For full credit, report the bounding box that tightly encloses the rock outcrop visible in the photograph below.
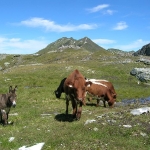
[130,68,150,82]
[133,43,150,56]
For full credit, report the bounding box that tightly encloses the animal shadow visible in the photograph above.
[55,113,75,122]
[86,103,97,107]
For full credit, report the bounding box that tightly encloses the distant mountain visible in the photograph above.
[133,43,150,56]
[37,37,105,54]
[108,48,134,55]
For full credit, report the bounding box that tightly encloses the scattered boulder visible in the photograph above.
[136,57,150,65]
[130,107,150,115]
[130,68,150,82]
[4,62,10,67]
[18,142,45,150]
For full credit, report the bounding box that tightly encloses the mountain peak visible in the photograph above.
[37,37,105,54]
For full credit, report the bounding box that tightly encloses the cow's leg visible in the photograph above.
[96,99,100,107]
[103,100,106,107]
[76,102,82,120]
[88,96,92,102]
[65,96,69,115]
[71,100,77,119]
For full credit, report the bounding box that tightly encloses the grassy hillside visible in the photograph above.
[0,49,150,150]
[37,37,105,54]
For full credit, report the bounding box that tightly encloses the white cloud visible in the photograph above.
[113,21,128,30]
[87,4,109,13]
[92,38,116,44]
[20,18,97,32]
[0,37,48,54]
[87,4,115,15]
[115,39,150,51]
[103,9,115,15]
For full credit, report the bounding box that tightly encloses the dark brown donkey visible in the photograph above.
[0,86,17,125]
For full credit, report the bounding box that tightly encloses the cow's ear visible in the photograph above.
[85,81,92,87]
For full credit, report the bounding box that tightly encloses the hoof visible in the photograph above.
[73,117,80,121]
[8,121,14,125]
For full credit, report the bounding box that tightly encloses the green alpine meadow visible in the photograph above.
[0,38,150,150]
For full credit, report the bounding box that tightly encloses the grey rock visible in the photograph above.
[133,43,150,56]
[130,68,150,82]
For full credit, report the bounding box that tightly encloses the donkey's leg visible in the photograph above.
[1,109,8,125]
[6,108,13,125]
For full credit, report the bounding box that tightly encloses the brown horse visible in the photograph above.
[0,86,17,125]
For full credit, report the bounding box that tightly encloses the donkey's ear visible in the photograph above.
[14,86,18,91]
[9,86,12,92]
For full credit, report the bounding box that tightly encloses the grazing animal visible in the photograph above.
[85,80,115,107]
[64,69,86,120]
[54,78,66,98]
[86,79,117,103]
[0,86,17,125]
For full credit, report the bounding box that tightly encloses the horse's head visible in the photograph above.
[8,86,17,108]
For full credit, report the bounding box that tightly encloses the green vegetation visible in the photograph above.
[0,49,150,150]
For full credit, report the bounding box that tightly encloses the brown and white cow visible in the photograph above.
[85,79,116,107]
[86,79,117,102]
[64,69,86,120]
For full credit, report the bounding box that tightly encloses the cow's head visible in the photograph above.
[54,90,61,98]
[8,86,17,107]
[68,78,86,104]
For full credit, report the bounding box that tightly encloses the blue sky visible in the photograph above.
[0,0,150,54]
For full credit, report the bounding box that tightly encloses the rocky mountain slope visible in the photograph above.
[133,43,150,56]
[37,37,105,54]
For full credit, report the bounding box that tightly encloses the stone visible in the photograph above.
[130,68,150,82]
